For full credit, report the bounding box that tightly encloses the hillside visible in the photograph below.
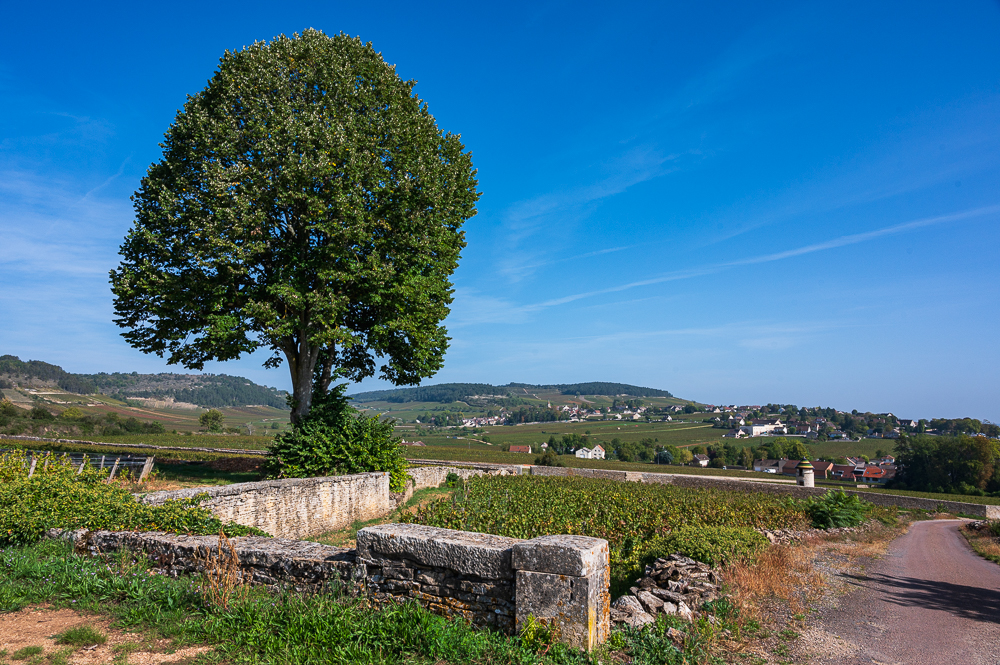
[348,381,674,404]
[0,355,288,409]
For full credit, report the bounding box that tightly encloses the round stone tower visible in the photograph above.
[796,459,815,488]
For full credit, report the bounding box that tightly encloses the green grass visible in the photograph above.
[0,539,736,664]
[55,626,107,646]
[805,438,895,460]
[153,460,262,486]
[9,647,43,661]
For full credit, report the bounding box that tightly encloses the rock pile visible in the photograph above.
[609,554,722,628]
[758,521,876,545]
[965,520,997,533]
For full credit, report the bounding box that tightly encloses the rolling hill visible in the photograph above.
[348,381,674,404]
[0,355,288,409]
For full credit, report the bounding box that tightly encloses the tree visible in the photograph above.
[784,439,811,461]
[110,30,479,426]
[199,409,225,432]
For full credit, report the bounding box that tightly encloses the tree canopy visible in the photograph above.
[110,30,479,424]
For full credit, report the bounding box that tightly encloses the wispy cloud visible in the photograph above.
[484,205,1000,317]
[723,205,1000,268]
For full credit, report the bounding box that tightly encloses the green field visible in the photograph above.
[353,389,692,424]
[405,418,726,448]
[804,437,897,460]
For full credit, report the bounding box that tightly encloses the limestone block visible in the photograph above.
[610,594,644,616]
[356,523,521,580]
[515,569,610,651]
[511,534,609,577]
[636,590,663,614]
[623,612,655,629]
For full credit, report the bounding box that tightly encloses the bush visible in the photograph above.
[265,387,408,492]
[802,490,869,529]
[0,399,21,417]
[640,525,769,566]
[29,406,54,421]
[533,450,564,467]
[0,451,266,544]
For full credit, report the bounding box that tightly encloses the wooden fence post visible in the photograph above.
[27,457,37,478]
[107,457,120,482]
[138,456,155,482]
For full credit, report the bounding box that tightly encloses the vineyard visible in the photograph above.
[401,475,811,592]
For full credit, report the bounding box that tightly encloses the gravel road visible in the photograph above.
[809,519,1000,665]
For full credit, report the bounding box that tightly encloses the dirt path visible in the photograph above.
[808,519,1000,665]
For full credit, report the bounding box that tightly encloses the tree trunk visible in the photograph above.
[285,332,321,426]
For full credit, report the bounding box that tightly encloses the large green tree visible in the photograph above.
[110,30,479,424]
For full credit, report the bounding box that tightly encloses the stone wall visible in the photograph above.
[357,523,520,633]
[139,465,518,539]
[139,472,393,539]
[61,523,611,651]
[67,529,361,589]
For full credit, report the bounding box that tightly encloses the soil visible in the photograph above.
[0,606,209,665]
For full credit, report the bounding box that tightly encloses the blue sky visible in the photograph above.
[2,1,999,420]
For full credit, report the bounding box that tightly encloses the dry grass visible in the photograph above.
[198,530,249,609]
[723,544,826,620]
[962,529,1000,565]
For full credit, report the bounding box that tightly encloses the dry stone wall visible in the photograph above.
[57,523,612,651]
[139,473,393,539]
[139,464,512,539]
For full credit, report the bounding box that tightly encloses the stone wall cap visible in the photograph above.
[138,471,390,504]
[512,534,609,576]
[356,523,522,580]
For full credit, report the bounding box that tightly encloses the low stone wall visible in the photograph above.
[68,529,361,589]
[139,465,519,539]
[62,523,611,651]
[139,473,393,539]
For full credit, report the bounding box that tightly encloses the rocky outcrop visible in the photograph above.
[610,554,721,626]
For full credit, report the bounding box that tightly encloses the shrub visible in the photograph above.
[0,451,266,544]
[265,388,408,492]
[59,407,85,420]
[0,399,22,417]
[533,450,564,467]
[640,525,769,566]
[802,490,869,529]
[29,406,54,421]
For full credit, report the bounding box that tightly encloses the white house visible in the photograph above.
[575,445,605,460]
[740,419,786,437]
[692,454,710,467]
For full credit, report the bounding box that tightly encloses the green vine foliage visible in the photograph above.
[801,490,872,529]
[640,525,770,566]
[0,451,266,545]
[265,386,409,492]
